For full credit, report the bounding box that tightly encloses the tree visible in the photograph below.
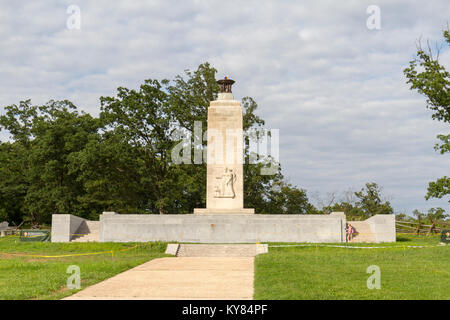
[404,28,450,203]
[321,182,393,220]
[395,213,407,221]
[354,182,393,218]
[68,131,147,216]
[0,63,317,222]
[426,176,450,201]
[97,63,317,215]
[426,207,447,235]
[250,176,316,214]
[323,201,364,220]
[96,63,258,214]
[0,142,29,224]
[0,100,100,224]
[99,79,177,215]
[412,209,425,234]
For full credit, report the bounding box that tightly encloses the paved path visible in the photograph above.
[64,257,254,300]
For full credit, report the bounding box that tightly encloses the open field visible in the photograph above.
[0,234,448,300]
[254,235,450,300]
[0,237,167,300]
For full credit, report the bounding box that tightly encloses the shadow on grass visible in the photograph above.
[396,236,412,242]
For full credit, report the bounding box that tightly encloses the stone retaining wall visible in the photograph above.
[99,212,347,243]
[51,212,396,243]
[51,214,87,242]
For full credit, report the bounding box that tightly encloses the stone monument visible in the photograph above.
[51,77,396,244]
[194,77,254,214]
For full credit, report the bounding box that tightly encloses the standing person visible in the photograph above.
[347,223,354,242]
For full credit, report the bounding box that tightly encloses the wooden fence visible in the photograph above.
[396,219,450,235]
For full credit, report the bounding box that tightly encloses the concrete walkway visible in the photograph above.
[64,257,254,300]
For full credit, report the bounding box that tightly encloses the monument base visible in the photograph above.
[97,213,347,243]
[193,208,255,215]
[51,212,396,244]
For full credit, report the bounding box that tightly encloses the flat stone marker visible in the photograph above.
[0,222,8,237]
[0,222,9,231]
[64,257,254,300]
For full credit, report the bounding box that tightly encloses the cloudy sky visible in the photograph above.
[0,0,449,214]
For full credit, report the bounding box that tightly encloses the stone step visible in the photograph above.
[176,244,267,257]
[71,234,99,242]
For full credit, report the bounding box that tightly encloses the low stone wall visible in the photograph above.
[51,214,86,242]
[51,212,395,243]
[366,214,396,243]
[99,212,347,243]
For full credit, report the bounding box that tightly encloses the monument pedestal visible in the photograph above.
[194,78,255,215]
[96,213,350,243]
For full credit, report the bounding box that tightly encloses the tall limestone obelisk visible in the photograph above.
[194,77,254,214]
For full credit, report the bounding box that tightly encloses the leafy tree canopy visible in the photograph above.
[404,28,450,203]
[322,182,393,220]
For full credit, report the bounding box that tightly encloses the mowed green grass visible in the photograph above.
[254,235,450,300]
[1,234,449,300]
[0,237,168,300]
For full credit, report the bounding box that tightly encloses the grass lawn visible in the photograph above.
[1,234,448,300]
[254,234,450,300]
[0,236,168,300]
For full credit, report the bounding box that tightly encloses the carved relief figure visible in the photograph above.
[214,167,237,198]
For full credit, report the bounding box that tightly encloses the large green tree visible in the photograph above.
[0,100,100,224]
[425,207,448,235]
[404,28,450,203]
[0,142,29,224]
[94,63,314,215]
[354,182,394,218]
[322,182,393,220]
[0,63,316,224]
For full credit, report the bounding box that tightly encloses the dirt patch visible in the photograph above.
[0,252,35,259]
[31,285,70,300]
[34,279,89,300]
[0,252,49,262]
[26,258,45,262]
[0,251,110,261]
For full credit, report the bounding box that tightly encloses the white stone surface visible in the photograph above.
[165,243,180,255]
[51,214,86,242]
[217,92,234,100]
[51,213,395,243]
[193,208,254,214]
[365,214,396,243]
[98,213,347,243]
[176,244,265,257]
[194,93,254,214]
